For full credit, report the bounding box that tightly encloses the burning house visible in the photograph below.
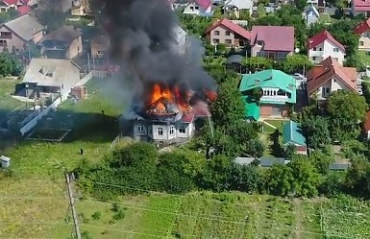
[96,0,217,144]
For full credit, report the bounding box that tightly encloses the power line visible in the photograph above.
[65,171,81,239]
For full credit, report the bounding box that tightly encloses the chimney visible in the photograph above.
[255,79,260,84]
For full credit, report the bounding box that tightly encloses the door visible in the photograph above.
[272,106,281,116]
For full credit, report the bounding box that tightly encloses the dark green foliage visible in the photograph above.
[81,231,92,239]
[361,81,370,106]
[229,164,260,192]
[91,211,102,221]
[0,53,23,76]
[301,116,331,149]
[0,9,18,24]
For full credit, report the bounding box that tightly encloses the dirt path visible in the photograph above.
[294,199,303,239]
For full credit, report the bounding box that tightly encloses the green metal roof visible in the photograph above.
[246,101,260,120]
[283,120,306,146]
[239,69,297,104]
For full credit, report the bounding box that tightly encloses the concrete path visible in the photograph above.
[259,120,276,129]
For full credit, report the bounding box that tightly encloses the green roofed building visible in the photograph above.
[242,96,260,121]
[239,69,296,119]
[283,120,307,154]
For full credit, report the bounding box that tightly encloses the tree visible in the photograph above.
[211,78,245,127]
[301,116,331,149]
[199,154,233,191]
[229,164,260,192]
[361,81,370,106]
[0,53,23,76]
[345,158,370,196]
[0,9,18,24]
[265,164,294,196]
[327,91,368,141]
[288,156,320,197]
[281,54,312,74]
[309,150,333,174]
[155,152,196,193]
[284,144,296,161]
[244,138,265,158]
[295,0,308,11]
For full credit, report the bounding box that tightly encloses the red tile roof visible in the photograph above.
[307,57,357,94]
[308,30,345,52]
[363,111,370,132]
[250,26,294,52]
[353,0,370,12]
[354,18,370,34]
[205,18,251,40]
[181,113,195,123]
[17,5,30,15]
[194,0,211,10]
[2,0,18,5]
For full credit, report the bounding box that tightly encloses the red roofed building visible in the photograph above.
[362,111,370,139]
[17,5,29,15]
[205,18,251,47]
[352,0,370,17]
[250,26,294,61]
[354,18,370,51]
[307,30,346,65]
[306,56,358,103]
[183,0,212,16]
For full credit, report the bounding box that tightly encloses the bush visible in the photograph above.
[91,211,102,221]
[112,209,125,221]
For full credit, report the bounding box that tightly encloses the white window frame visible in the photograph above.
[179,125,186,133]
[333,48,339,53]
[158,127,163,136]
[137,124,144,132]
[169,126,174,135]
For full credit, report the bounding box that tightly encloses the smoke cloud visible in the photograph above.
[94,0,216,98]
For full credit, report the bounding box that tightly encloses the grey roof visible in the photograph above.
[4,14,44,41]
[260,157,288,167]
[227,55,243,64]
[329,163,350,171]
[22,58,80,87]
[224,0,253,9]
[234,157,256,165]
[39,25,82,44]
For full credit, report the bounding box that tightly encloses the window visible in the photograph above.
[169,126,174,135]
[257,40,263,45]
[312,56,316,61]
[213,38,219,44]
[225,39,232,45]
[360,41,364,46]
[190,6,194,11]
[325,88,330,94]
[319,48,322,51]
[195,6,199,10]
[313,47,317,51]
[277,52,286,59]
[158,127,163,135]
[137,124,144,132]
[0,32,11,39]
[0,39,6,46]
[225,31,231,36]
[367,32,370,37]
[97,51,103,55]
[179,125,186,133]
[214,30,220,36]
[333,47,339,52]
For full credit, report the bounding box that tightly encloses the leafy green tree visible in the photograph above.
[309,150,333,174]
[295,0,308,11]
[155,152,196,193]
[0,9,18,24]
[327,91,368,141]
[288,156,320,197]
[245,56,272,71]
[0,53,23,76]
[361,81,370,106]
[229,164,260,192]
[345,158,370,196]
[199,154,233,191]
[211,78,245,127]
[318,172,345,196]
[244,138,265,158]
[281,54,312,74]
[301,116,331,149]
[284,144,296,161]
[265,164,294,196]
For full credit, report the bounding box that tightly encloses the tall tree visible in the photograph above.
[301,116,331,149]
[361,81,370,107]
[327,91,368,141]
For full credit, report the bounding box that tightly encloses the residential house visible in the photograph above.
[183,0,213,16]
[362,111,370,139]
[0,14,44,53]
[282,120,307,155]
[239,69,296,119]
[307,0,318,6]
[22,58,81,97]
[250,26,295,61]
[71,0,91,16]
[303,5,320,26]
[90,32,109,59]
[171,0,190,9]
[354,17,370,51]
[223,0,253,18]
[38,25,82,59]
[0,0,19,12]
[307,30,346,65]
[352,0,370,17]
[306,57,357,102]
[205,18,251,47]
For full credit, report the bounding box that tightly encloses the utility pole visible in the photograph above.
[65,171,82,239]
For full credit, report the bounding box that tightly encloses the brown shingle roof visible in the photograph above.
[307,57,357,94]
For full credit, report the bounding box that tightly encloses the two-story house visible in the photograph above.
[0,14,44,53]
[91,32,110,59]
[307,30,346,65]
[223,0,253,18]
[239,69,296,119]
[38,25,82,59]
[250,26,294,61]
[354,17,370,51]
[205,18,251,47]
[352,0,370,17]
[183,0,213,16]
[307,57,357,103]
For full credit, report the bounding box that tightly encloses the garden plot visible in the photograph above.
[27,128,71,142]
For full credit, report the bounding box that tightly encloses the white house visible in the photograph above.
[303,5,320,26]
[223,0,253,18]
[307,0,319,5]
[307,30,346,65]
[183,0,213,16]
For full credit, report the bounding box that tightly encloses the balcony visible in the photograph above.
[309,50,324,57]
[260,95,289,103]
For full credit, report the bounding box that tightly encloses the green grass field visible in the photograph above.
[1,78,370,239]
[0,78,23,112]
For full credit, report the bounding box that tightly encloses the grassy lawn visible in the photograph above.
[319,14,337,24]
[358,50,370,67]
[0,78,23,113]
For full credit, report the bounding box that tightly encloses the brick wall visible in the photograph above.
[260,104,289,117]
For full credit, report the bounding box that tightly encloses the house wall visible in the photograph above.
[32,31,44,44]
[252,46,292,61]
[352,4,370,17]
[308,40,345,65]
[314,76,353,100]
[209,25,235,46]
[358,30,370,51]
[183,2,211,15]
[367,130,370,139]
[260,104,289,117]
[305,10,319,25]
[66,36,82,59]
[0,26,40,52]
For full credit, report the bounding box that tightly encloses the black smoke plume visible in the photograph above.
[93,0,216,98]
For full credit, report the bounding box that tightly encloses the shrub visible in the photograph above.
[91,211,102,221]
